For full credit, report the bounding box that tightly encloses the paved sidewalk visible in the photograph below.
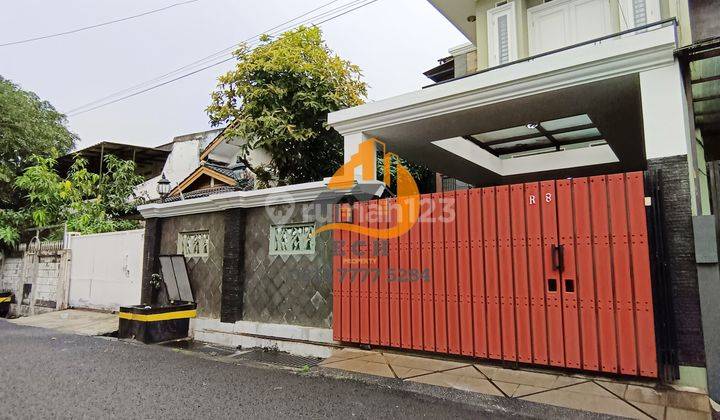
[320,348,712,419]
[8,309,117,336]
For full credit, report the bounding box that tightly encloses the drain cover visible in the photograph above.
[235,348,321,369]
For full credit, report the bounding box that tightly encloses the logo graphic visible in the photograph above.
[314,139,420,239]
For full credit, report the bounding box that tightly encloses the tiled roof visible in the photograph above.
[163,186,238,203]
[203,162,240,180]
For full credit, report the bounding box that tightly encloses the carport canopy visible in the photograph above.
[368,75,643,186]
[328,23,682,187]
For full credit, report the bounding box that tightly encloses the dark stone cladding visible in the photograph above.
[157,212,226,319]
[140,218,162,305]
[242,203,334,329]
[221,208,246,323]
[648,155,706,367]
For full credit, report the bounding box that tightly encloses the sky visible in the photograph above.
[0,0,467,150]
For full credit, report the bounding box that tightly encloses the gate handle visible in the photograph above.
[552,244,565,272]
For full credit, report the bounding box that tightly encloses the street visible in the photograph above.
[0,321,527,419]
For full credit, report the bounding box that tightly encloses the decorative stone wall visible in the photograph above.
[157,212,226,319]
[242,203,333,329]
[648,155,706,367]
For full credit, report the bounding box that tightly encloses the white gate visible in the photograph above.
[68,229,144,311]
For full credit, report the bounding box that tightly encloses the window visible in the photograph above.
[487,2,517,67]
[178,231,210,258]
[269,223,316,255]
[528,0,612,55]
[619,0,660,30]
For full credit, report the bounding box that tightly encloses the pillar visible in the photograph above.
[140,218,163,305]
[220,208,246,323]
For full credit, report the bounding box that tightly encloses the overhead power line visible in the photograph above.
[64,0,350,115]
[0,0,202,48]
[66,0,381,117]
[66,0,370,115]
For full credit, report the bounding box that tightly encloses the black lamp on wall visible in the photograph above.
[157,173,171,202]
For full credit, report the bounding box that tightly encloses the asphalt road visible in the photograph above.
[0,320,605,419]
[0,321,515,419]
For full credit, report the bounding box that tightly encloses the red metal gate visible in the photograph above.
[332,172,658,377]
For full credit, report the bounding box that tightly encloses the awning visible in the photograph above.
[57,142,170,180]
[680,38,720,132]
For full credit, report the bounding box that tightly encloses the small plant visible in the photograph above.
[149,273,163,290]
[300,364,311,374]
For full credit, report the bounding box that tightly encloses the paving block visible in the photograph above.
[522,388,650,419]
[665,406,711,420]
[512,384,552,398]
[319,349,372,366]
[322,358,395,378]
[666,390,711,413]
[493,381,520,397]
[632,401,666,420]
[354,353,389,364]
[392,366,433,379]
[626,385,668,405]
[489,368,560,388]
[383,353,467,371]
[595,380,629,398]
[408,372,504,397]
[564,381,617,397]
[443,366,486,379]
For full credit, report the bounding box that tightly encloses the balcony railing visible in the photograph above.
[425,18,677,89]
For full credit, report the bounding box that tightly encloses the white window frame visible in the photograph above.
[618,0,661,31]
[487,2,518,67]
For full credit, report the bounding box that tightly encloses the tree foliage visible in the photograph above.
[0,154,144,247]
[377,156,436,194]
[0,76,77,207]
[207,26,367,186]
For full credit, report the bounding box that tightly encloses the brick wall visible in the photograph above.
[0,257,23,292]
[0,251,70,313]
[648,155,706,367]
[34,255,62,306]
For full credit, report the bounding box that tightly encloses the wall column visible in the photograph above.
[640,61,704,387]
[692,216,720,404]
[343,132,375,181]
[140,218,163,305]
[220,208,246,323]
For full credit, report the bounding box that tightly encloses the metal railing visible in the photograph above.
[425,18,678,89]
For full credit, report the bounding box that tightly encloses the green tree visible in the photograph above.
[377,156,436,194]
[0,76,78,207]
[1,154,144,246]
[207,26,367,186]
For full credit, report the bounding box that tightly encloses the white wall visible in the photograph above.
[68,229,144,311]
[640,61,692,159]
[135,140,202,200]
